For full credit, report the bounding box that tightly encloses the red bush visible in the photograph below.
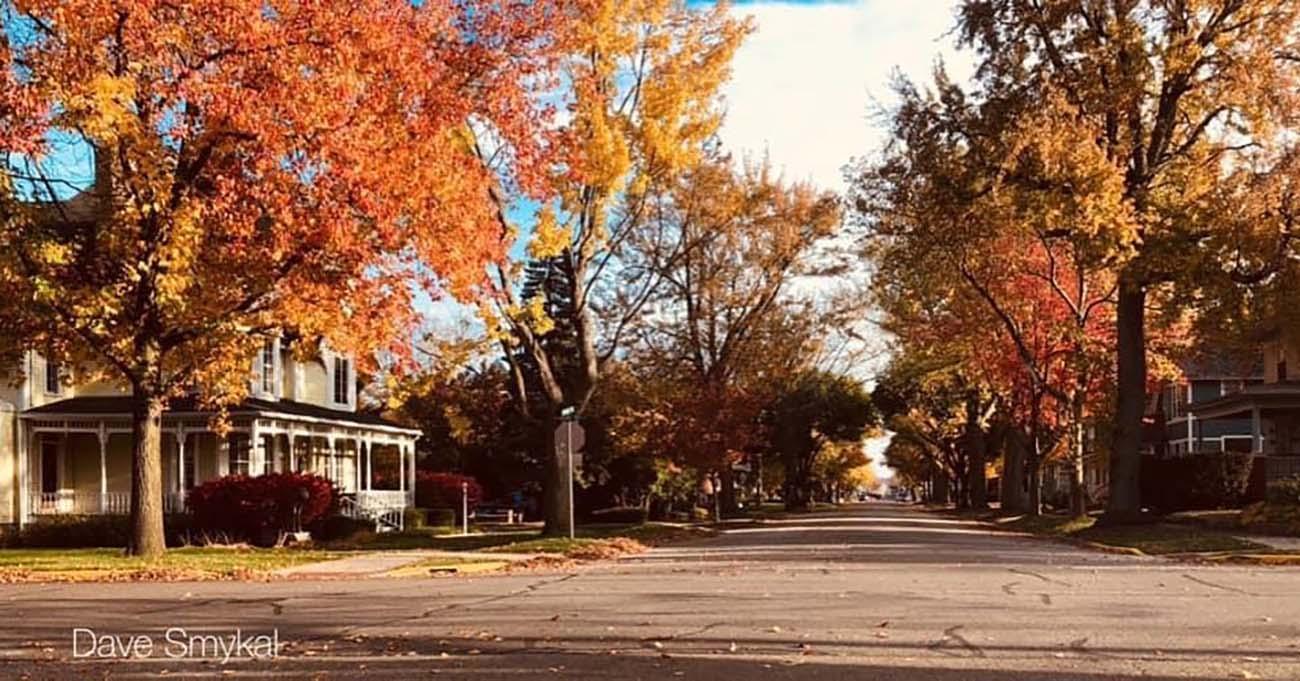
[415,471,483,511]
[187,472,335,544]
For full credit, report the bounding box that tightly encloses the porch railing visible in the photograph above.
[341,493,407,533]
[30,491,186,516]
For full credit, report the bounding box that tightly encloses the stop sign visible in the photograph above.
[555,421,586,454]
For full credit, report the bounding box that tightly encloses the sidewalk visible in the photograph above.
[1235,534,1300,552]
[274,550,539,578]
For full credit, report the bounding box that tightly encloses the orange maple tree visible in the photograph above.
[0,0,558,556]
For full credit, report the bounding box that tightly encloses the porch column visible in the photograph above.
[328,436,338,484]
[365,440,373,491]
[176,426,187,499]
[398,444,406,496]
[354,438,362,492]
[1252,406,1264,454]
[17,429,30,527]
[250,421,262,476]
[97,424,108,513]
[288,432,297,472]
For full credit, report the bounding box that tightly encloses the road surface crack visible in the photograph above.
[928,625,986,658]
[1181,573,1256,596]
[1009,568,1071,587]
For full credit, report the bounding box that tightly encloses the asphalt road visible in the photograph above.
[2,503,1299,680]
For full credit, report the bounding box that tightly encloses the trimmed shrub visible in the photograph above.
[1139,453,1257,512]
[188,472,335,546]
[308,515,374,542]
[415,472,483,513]
[424,508,457,529]
[1266,477,1300,507]
[8,514,191,548]
[588,506,648,524]
[404,507,426,530]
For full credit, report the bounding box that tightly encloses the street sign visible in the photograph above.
[555,422,586,454]
[555,418,586,540]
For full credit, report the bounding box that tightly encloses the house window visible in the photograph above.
[260,339,276,395]
[1171,383,1189,418]
[44,360,61,395]
[333,356,350,405]
[229,434,251,476]
[1279,359,1289,382]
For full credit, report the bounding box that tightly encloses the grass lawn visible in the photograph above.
[995,513,1268,555]
[346,521,718,556]
[0,547,341,582]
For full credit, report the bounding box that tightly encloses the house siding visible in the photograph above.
[0,406,15,524]
[301,359,330,407]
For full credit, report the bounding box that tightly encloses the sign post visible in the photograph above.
[461,480,469,536]
[556,408,585,540]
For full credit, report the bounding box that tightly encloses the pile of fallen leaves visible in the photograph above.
[1240,503,1300,536]
[565,537,646,561]
[0,566,269,584]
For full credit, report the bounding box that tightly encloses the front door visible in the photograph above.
[40,439,60,494]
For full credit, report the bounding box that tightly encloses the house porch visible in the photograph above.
[18,408,418,525]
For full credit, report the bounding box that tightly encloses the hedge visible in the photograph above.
[1139,453,1258,512]
[5,514,192,548]
[188,472,335,546]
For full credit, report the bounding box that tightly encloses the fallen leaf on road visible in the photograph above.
[878,621,890,628]
[1237,672,1259,680]
[729,642,738,653]
[769,626,782,633]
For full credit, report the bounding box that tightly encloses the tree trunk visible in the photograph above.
[127,390,167,558]
[966,411,989,510]
[1025,457,1042,517]
[1068,391,1088,517]
[719,466,737,517]
[542,415,573,537]
[931,469,950,505]
[1103,277,1146,523]
[1001,429,1027,514]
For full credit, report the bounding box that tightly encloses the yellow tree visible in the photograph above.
[0,0,557,556]
[477,0,751,535]
[621,154,840,511]
[953,0,1300,521]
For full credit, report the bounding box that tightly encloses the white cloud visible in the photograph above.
[718,0,974,193]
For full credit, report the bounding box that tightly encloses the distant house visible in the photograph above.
[1185,329,1300,481]
[0,343,420,529]
[1146,356,1262,457]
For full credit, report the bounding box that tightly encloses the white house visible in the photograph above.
[0,341,421,530]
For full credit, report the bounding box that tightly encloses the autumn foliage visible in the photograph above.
[0,0,560,555]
